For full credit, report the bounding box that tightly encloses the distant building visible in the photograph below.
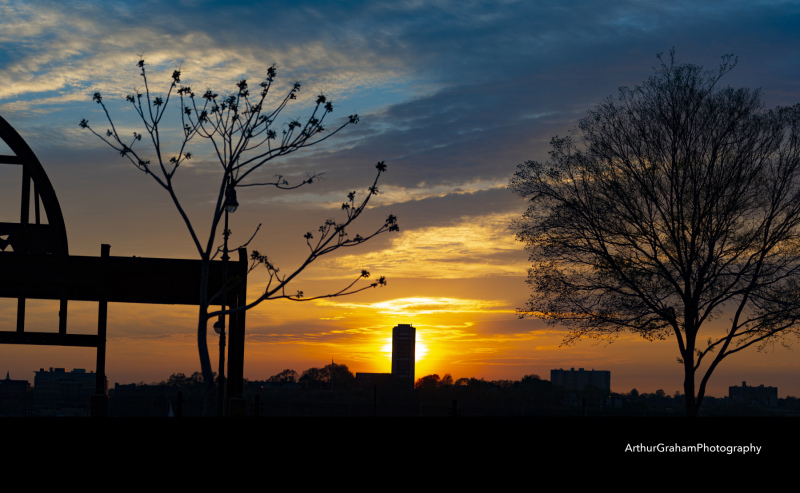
[355,372,394,389]
[550,367,611,392]
[0,371,30,396]
[357,324,417,390]
[34,368,106,400]
[392,324,416,389]
[257,381,300,391]
[729,381,778,407]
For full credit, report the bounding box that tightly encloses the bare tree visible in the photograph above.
[510,50,800,416]
[81,59,398,414]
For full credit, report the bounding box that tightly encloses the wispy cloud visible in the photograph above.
[312,211,527,278]
[318,296,510,315]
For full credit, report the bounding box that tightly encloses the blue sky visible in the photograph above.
[1,0,799,395]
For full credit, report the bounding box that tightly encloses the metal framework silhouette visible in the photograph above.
[0,115,248,416]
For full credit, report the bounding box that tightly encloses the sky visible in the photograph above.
[1,0,800,397]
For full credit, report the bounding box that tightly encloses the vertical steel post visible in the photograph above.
[91,244,110,417]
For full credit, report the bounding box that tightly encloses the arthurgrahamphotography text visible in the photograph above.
[625,443,760,455]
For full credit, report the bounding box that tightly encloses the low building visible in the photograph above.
[0,371,30,396]
[355,372,394,389]
[729,381,778,407]
[550,367,611,392]
[34,367,106,401]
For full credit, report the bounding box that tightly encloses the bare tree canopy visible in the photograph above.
[82,59,398,414]
[510,50,800,416]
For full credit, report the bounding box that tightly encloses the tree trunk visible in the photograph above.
[683,373,696,417]
[682,358,703,417]
[197,258,215,417]
[682,310,700,417]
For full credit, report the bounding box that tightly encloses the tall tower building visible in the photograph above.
[391,324,416,389]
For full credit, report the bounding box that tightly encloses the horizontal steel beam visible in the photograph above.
[0,250,247,305]
[0,331,100,347]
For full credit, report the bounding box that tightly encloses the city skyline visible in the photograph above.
[1,1,799,398]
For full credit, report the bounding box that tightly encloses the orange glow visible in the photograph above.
[415,332,429,363]
[309,212,529,280]
[380,331,428,365]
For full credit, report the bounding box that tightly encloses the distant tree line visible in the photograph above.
[129,367,800,416]
[158,371,215,388]
[254,362,356,390]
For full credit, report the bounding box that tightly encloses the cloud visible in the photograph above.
[0,1,418,111]
[317,296,510,315]
[310,209,528,279]
[6,0,798,193]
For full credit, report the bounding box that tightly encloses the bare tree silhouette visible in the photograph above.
[511,50,800,416]
[82,59,398,414]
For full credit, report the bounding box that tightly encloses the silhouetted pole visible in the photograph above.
[216,201,227,417]
[216,181,238,417]
[91,243,110,417]
[226,248,247,416]
[216,182,238,416]
[16,150,29,334]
